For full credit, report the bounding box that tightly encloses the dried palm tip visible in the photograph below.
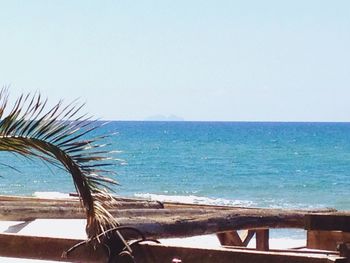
[0,88,119,238]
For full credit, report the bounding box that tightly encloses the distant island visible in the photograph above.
[145,114,184,121]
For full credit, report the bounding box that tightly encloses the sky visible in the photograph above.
[0,1,350,121]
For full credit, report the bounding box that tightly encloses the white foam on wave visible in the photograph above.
[134,193,255,207]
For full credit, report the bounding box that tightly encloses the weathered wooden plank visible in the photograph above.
[305,215,350,232]
[0,195,77,202]
[113,210,338,239]
[1,203,340,221]
[307,231,350,251]
[0,233,107,262]
[0,200,80,207]
[0,198,164,209]
[0,233,346,263]
[0,207,306,239]
[0,201,163,210]
[0,207,220,220]
[132,243,346,263]
[3,206,347,239]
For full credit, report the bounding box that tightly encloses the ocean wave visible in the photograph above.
[32,191,324,211]
[134,193,256,207]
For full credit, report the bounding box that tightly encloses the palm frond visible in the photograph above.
[0,88,118,238]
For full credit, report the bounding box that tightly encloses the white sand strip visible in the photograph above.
[0,220,87,239]
[0,220,86,262]
[160,234,306,249]
[14,219,87,239]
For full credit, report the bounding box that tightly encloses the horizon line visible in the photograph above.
[99,119,350,124]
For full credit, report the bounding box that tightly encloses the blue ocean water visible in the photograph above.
[1,121,350,212]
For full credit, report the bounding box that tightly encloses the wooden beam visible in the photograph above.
[256,229,269,251]
[0,233,107,262]
[0,198,164,210]
[217,231,245,246]
[307,231,350,251]
[0,207,224,220]
[2,207,345,239]
[0,233,346,263]
[132,243,346,263]
[0,195,76,202]
[305,215,350,232]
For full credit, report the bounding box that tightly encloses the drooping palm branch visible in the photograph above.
[0,88,118,238]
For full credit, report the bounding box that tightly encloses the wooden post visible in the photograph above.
[305,214,350,251]
[217,231,244,246]
[307,230,350,251]
[256,229,269,251]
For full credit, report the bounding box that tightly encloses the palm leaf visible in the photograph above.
[0,88,118,238]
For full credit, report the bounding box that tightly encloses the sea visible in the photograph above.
[1,121,350,242]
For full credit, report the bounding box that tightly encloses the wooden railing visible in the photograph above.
[0,195,349,262]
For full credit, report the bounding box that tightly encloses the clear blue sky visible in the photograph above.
[1,1,350,121]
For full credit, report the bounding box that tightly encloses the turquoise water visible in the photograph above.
[1,121,350,211]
